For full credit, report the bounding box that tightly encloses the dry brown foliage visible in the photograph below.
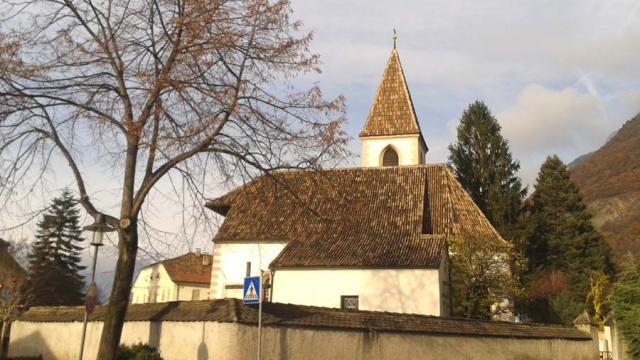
[0,0,349,357]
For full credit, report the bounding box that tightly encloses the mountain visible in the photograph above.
[568,151,595,169]
[570,113,640,265]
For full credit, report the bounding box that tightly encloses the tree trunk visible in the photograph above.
[1,320,11,357]
[96,222,138,359]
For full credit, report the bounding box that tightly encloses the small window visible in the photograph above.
[341,295,359,310]
[382,147,399,166]
[192,289,200,301]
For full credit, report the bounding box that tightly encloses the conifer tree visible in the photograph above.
[524,155,614,323]
[27,190,86,306]
[448,101,526,233]
[609,256,640,359]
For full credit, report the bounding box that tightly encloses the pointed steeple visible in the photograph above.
[360,48,424,144]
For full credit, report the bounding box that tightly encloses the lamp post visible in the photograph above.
[79,214,115,360]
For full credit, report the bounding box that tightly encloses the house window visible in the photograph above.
[382,147,399,166]
[192,289,200,301]
[341,295,359,310]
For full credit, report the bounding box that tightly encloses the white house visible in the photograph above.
[205,46,504,317]
[130,252,212,304]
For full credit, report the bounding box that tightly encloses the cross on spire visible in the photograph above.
[393,29,398,49]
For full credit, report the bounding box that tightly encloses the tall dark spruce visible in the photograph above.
[448,101,526,234]
[524,155,614,323]
[27,190,86,306]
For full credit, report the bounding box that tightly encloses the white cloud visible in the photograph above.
[498,85,610,154]
[495,84,640,187]
[295,0,640,91]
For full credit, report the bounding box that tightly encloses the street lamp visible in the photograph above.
[78,214,115,360]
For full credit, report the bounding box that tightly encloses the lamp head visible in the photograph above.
[83,214,115,246]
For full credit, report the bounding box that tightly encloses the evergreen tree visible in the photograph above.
[27,190,86,306]
[523,155,614,323]
[448,101,526,233]
[609,255,640,359]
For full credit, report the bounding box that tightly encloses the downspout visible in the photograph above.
[269,270,275,302]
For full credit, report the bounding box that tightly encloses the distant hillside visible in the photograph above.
[568,151,594,169]
[570,113,640,264]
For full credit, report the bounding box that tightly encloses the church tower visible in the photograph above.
[360,45,428,167]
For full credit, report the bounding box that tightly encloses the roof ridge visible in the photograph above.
[207,165,450,209]
[248,164,447,174]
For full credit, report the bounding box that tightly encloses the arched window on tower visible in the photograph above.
[381,146,399,167]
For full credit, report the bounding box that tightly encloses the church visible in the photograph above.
[205,46,504,317]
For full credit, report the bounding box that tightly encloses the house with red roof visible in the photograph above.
[130,251,212,304]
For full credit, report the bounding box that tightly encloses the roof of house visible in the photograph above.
[0,238,26,280]
[16,298,590,341]
[359,49,426,149]
[206,165,503,269]
[144,252,212,285]
[573,311,594,326]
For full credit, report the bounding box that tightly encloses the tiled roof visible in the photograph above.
[155,253,212,285]
[17,299,590,340]
[573,311,594,326]
[360,49,426,146]
[206,165,503,269]
[0,238,26,280]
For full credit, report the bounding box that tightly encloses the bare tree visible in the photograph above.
[0,275,32,357]
[0,0,349,356]
[0,239,31,357]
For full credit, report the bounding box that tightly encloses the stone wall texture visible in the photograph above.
[9,319,598,360]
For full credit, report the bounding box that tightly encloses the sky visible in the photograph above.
[292,0,640,188]
[2,0,640,288]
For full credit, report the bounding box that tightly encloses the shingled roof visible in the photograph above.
[16,299,590,341]
[206,165,503,269]
[145,252,212,285]
[360,49,426,148]
[0,238,26,281]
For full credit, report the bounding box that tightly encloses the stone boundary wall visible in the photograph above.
[8,299,598,360]
[8,320,597,360]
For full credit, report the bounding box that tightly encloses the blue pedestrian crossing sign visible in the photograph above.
[243,276,261,305]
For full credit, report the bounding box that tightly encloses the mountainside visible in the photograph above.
[570,113,640,265]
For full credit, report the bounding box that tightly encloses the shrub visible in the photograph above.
[117,343,163,360]
[609,256,640,359]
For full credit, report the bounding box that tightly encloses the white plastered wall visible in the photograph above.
[131,265,209,303]
[131,264,176,304]
[271,268,443,316]
[210,242,286,299]
[175,283,210,301]
[361,135,426,167]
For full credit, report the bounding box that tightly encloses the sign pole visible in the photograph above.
[243,263,262,360]
[79,244,100,360]
[257,272,263,360]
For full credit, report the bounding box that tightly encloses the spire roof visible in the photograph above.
[360,48,425,144]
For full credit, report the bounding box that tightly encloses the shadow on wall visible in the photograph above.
[278,327,288,360]
[147,266,162,303]
[8,330,53,359]
[367,270,435,315]
[197,322,208,360]
[148,322,161,350]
